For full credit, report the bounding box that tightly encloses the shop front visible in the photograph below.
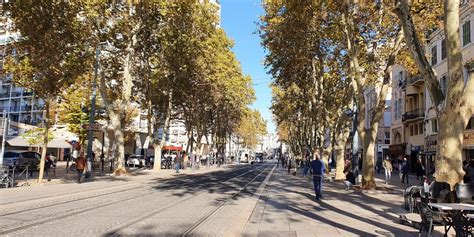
[389,143,406,172]
[421,134,437,177]
[463,130,474,161]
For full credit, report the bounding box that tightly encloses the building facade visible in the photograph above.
[425,0,474,163]
[389,0,474,173]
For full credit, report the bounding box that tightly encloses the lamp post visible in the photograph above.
[85,44,102,178]
[345,102,360,184]
[0,110,8,166]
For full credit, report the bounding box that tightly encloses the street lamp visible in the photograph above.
[345,103,360,184]
[85,42,107,178]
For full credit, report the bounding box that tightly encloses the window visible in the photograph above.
[410,125,414,136]
[419,123,423,135]
[398,98,402,119]
[432,119,438,133]
[431,45,437,65]
[463,20,471,46]
[466,117,474,130]
[440,75,448,95]
[394,100,398,120]
[441,38,447,60]
[414,124,419,135]
[384,132,390,144]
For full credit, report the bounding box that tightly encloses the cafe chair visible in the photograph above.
[417,202,451,237]
[405,186,423,213]
[454,183,474,204]
[430,182,451,203]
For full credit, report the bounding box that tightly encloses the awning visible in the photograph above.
[6,136,29,147]
[162,145,183,151]
[389,143,406,155]
[6,136,72,149]
[47,139,72,149]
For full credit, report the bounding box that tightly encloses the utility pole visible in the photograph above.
[85,46,100,178]
[0,110,7,166]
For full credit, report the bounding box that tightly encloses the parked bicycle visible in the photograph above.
[1,167,13,188]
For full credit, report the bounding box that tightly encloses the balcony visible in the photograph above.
[9,106,20,112]
[0,92,9,99]
[21,105,32,112]
[10,91,21,97]
[407,75,424,86]
[402,108,425,122]
[22,91,34,97]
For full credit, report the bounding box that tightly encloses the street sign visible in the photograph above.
[82,123,103,131]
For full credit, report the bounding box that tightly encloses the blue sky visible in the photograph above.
[220,0,276,133]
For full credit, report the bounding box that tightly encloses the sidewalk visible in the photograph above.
[243,166,442,237]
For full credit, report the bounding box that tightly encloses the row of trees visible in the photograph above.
[262,0,474,189]
[4,1,266,183]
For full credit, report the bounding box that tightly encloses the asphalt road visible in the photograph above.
[0,162,275,236]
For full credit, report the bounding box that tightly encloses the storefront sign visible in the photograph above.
[464,131,474,146]
[425,135,437,152]
[389,143,406,155]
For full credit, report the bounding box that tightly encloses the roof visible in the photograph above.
[6,136,72,149]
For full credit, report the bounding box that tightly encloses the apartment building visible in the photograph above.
[425,0,474,162]
[389,65,406,168]
[389,0,474,172]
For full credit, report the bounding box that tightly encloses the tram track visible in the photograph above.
[180,164,275,237]
[0,164,263,235]
[103,164,274,236]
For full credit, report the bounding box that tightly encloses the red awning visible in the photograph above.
[162,146,183,151]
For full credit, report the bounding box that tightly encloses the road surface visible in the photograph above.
[0,163,274,236]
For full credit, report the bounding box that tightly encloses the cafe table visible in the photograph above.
[428,203,474,236]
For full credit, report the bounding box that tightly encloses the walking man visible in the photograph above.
[310,154,325,200]
[76,152,87,183]
[174,155,180,173]
[382,156,392,184]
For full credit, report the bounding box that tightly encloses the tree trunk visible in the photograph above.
[37,97,50,183]
[433,0,467,189]
[362,125,377,189]
[110,111,126,175]
[153,89,173,171]
[436,113,465,188]
[334,118,351,180]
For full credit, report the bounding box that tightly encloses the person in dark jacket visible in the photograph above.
[401,157,410,184]
[310,155,325,200]
[415,158,425,184]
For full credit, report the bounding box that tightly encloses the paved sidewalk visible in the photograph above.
[243,166,446,237]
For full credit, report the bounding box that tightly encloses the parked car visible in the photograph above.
[3,151,41,169]
[126,155,146,168]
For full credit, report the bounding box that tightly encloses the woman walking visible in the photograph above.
[382,156,392,184]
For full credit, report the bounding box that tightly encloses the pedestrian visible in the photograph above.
[401,157,410,184]
[343,162,356,190]
[415,158,425,184]
[310,154,325,200]
[291,158,297,175]
[76,152,87,183]
[174,155,180,173]
[302,157,309,177]
[44,154,53,181]
[382,156,392,184]
[287,157,292,174]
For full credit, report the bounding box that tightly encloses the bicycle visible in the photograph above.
[0,168,13,188]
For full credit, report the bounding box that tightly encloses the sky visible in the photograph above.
[219,0,276,134]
